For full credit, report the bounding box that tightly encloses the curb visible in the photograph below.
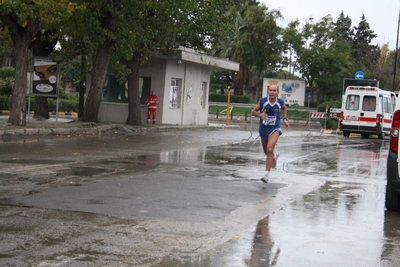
[0,110,78,117]
[49,111,78,117]
[0,121,239,138]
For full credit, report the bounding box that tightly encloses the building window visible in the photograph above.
[102,75,127,103]
[102,75,151,104]
[140,77,152,104]
[170,78,181,108]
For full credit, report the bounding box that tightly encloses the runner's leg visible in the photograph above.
[265,131,280,171]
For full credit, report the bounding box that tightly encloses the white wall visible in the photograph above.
[162,60,210,125]
[98,102,128,123]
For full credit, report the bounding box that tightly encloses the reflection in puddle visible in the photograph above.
[381,211,400,267]
[245,216,280,267]
[268,180,385,266]
[156,216,280,267]
[292,139,387,178]
[160,147,206,164]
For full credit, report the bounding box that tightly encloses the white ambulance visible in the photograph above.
[340,86,396,139]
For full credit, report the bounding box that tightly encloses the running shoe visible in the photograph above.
[260,173,269,183]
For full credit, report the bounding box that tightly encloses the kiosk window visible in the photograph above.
[170,79,182,108]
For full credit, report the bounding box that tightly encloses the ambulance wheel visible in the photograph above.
[361,133,370,138]
[343,131,350,138]
[386,184,400,211]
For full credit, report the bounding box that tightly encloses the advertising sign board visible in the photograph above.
[262,78,306,106]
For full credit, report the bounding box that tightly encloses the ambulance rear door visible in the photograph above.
[358,90,379,133]
[381,91,396,134]
[341,86,379,137]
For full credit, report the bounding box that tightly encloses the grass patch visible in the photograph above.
[208,105,309,120]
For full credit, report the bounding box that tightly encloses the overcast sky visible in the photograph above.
[261,0,399,50]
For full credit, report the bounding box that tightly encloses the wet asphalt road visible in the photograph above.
[0,126,400,267]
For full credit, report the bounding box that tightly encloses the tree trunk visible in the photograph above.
[126,53,143,125]
[81,40,113,122]
[1,16,39,126]
[33,96,50,119]
[9,47,29,126]
[78,56,86,119]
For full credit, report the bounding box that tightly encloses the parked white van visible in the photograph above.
[340,86,396,139]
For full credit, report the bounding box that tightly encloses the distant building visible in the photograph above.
[97,47,239,125]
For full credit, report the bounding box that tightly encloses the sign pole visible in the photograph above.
[226,86,231,125]
[307,92,311,126]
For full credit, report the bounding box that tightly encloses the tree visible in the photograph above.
[335,11,353,43]
[211,2,282,98]
[59,0,236,125]
[78,0,120,123]
[0,15,39,125]
[0,26,13,66]
[116,0,237,125]
[295,15,352,103]
[0,0,74,126]
[374,43,397,90]
[0,66,14,96]
[282,20,303,79]
[243,4,282,98]
[351,14,380,73]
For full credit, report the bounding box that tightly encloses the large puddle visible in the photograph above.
[0,130,398,266]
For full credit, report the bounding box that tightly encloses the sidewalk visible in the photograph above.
[0,115,241,138]
[0,114,340,138]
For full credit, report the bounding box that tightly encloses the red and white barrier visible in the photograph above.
[310,112,326,118]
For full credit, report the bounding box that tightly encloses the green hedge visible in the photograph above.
[209,93,251,103]
[29,94,79,112]
[317,100,341,112]
[47,98,78,112]
[305,101,318,108]
[0,93,79,112]
[0,94,11,110]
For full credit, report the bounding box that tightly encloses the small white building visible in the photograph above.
[98,47,239,125]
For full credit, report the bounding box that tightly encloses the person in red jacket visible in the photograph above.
[145,90,159,124]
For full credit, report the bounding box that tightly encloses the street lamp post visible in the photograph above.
[393,5,400,92]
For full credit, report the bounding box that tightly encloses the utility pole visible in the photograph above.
[393,5,400,92]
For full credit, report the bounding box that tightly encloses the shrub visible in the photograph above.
[304,101,318,108]
[27,92,79,113]
[48,92,79,112]
[209,93,251,103]
[0,66,14,96]
[326,118,339,130]
[317,101,341,112]
[0,94,11,110]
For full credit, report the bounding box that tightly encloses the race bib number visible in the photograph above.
[262,116,277,126]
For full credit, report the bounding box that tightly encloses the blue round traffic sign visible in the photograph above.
[355,71,364,80]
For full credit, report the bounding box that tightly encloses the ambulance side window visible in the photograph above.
[383,97,392,113]
[362,96,376,112]
[345,95,360,110]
